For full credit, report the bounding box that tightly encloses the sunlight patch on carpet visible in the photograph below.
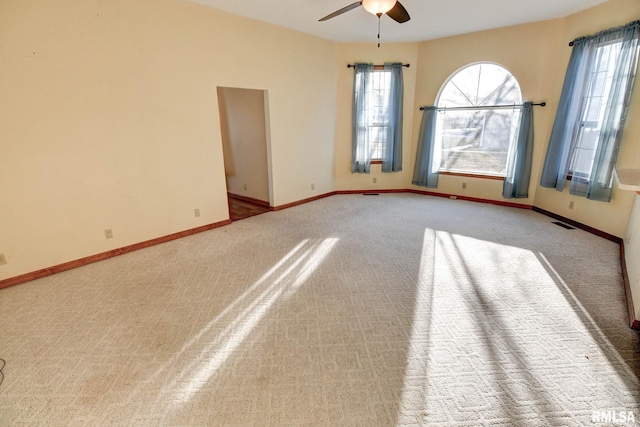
[172,238,339,403]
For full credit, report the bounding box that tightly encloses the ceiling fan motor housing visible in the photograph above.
[362,0,398,15]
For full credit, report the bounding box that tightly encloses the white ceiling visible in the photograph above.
[186,0,609,43]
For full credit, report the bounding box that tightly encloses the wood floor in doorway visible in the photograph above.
[228,194,270,221]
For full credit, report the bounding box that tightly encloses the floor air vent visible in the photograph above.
[552,221,575,230]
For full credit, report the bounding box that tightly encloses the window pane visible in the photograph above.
[366,70,392,159]
[369,125,388,160]
[438,109,519,174]
[439,64,521,108]
[570,128,599,178]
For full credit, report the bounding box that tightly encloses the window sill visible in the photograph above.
[371,160,382,165]
[439,171,504,181]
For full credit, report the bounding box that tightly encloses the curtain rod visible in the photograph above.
[347,63,410,68]
[568,20,640,46]
[419,102,546,111]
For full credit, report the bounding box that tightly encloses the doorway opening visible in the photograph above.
[217,87,273,221]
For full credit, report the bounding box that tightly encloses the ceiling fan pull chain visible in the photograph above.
[377,14,382,47]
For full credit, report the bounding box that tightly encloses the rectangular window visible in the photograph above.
[359,70,392,160]
[569,41,621,179]
[352,62,404,174]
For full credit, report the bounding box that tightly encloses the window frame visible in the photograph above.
[567,38,623,182]
[433,62,523,179]
[361,66,393,162]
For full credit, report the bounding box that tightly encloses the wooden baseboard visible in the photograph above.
[336,188,532,210]
[271,191,336,211]
[0,219,231,291]
[228,193,271,208]
[336,189,409,195]
[620,243,640,330]
[531,206,622,244]
[407,189,533,210]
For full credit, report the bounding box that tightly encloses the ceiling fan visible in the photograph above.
[319,0,410,24]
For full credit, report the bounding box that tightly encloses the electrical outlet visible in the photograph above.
[243,184,247,190]
[311,183,315,190]
[194,208,201,217]
[0,253,7,265]
[569,201,575,210]
[462,182,467,189]
[373,177,377,184]
[105,229,114,239]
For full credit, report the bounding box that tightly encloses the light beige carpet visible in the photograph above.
[0,194,638,426]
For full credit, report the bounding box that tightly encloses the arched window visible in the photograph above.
[435,63,522,176]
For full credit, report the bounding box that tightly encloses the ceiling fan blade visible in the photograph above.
[319,1,362,21]
[386,1,410,23]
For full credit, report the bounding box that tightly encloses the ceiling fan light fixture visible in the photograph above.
[361,0,397,16]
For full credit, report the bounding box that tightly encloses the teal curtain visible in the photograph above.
[503,102,534,199]
[412,107,439,188]
[382,63,404,173]
[539,42,588,192]
[540,20,640,202]
[352,63,373,174]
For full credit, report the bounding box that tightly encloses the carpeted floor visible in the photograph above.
[0,194,639,426]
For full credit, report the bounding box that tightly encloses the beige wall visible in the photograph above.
[0,0,337,280]
[335,42,419,191]
[625,195,640,321]
[218,87,270,204]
